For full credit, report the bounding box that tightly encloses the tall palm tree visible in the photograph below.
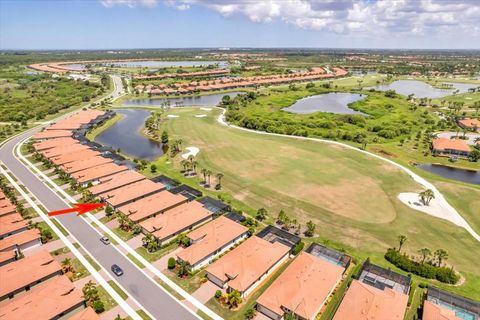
[201,168,207,184]
[434,249,448,267]
[397,235,408,252]
[61,257,73,273]
[419,189,435,205]
[206,170,212,187]
[180,160,188,173]
[226,290,242,309]
[418,248,431,263]
[216,173,224,189]
[191,161,197,176]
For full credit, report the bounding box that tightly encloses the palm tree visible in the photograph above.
[180,160,188,173]
[419,189,435,205]
[177,261,190,278]
[215,173,224,189]
[82,280,98,304]
[61,257,73,273]
[226,290,242,309]
[142,233,159,253]
[434,249,448,266]
[206,170,212,187]
[118,213,132,231]
[200,168,207,184]
[305,220,316,237]
[418,248,431,263]
[397,235,407,252]
[190,161,197,176]
[256,208,267,221]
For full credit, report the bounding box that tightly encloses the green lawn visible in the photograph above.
[112,227,136,241]
[163,269,206,294]
[127,253,146,269]
[144,107,480,299]
[135,242,178,263]
[71,258,90,280]
[107,280,129,300]
[97,285,117,311]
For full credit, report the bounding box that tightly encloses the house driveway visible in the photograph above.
[192,280,221,304]
[153,247,184,270]
[436,131,480,145]
[24,239,64,256]
[126,234,143,248]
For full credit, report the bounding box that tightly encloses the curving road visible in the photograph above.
[0,75,198,320]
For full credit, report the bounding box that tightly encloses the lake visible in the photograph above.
[283,93,367,115]
[123,92,242,107]
[417,164,480,185]
[95,109,164,161]
[66,60,228,70]
[372,80,476,98]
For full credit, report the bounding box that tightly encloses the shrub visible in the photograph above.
[167,257,176,270]
[92,300,105,313]
[214,290,222,299]
[292,241,305,255]
[384,248,459,284]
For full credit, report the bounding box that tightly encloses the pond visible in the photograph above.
[123,92,242,107]
[417,164,480,185]
[283,93,367,115]
[95,109,164,161]
[66,60,228,70]
[371,80,476,99]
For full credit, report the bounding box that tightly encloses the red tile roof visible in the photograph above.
[0,229,41,251]
[71,163,129,184]
[422,300,462,320]
[87,170,146,196]
[432,138,471,153]
[99,179,165,207]
[257,252,344,320]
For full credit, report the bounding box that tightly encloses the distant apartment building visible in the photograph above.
[431,138,471,157]
[458,118,480,132]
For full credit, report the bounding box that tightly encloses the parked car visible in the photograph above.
[111,264,124,276]
[100,236,110,245]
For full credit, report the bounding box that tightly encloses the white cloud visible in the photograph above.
[101,0,158,8]
[160,0,480,38]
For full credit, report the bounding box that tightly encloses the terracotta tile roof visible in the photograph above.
[33,137,79,151]
[0,204,16,217]
[68,307,100,320]
[41,143,90,158]
[0,213,28,236]
[332,280,408,320]
[0,251,15,264]
[46,110,104,131]
[139,201,213,241]
[177,216,248,266]
[432,138,471,153]
[51,149,100,165]
[62,156,113,174]
[71,163,129,184]
[119,191,188,222]
[258,251,344,319]
[32,130,73,140]
[422,300,462,320]
[206,236,290,293]
[87,170,146,196]
[0,276,84,320]
[99,179,165,207]
[0,229,41,251]
[458,118,480,128]
[0,250,62,298]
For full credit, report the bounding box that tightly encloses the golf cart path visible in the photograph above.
[216,108,480,242]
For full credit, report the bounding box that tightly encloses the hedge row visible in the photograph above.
[385,248,459,284]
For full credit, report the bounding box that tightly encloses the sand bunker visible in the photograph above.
[181,147,200,159]
[195,114,207,118]
[200,107,212,111]
[167,115,179,118]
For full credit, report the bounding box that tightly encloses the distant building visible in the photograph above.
[423,286,480,320]
[431,138,471,157]
[458,118,480,132]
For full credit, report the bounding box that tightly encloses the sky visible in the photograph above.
[1,0,479,50]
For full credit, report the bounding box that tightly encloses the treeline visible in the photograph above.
[385,248,459,284]
[0,72,103,121]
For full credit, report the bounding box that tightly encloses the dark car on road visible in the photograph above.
[111,264,124,276]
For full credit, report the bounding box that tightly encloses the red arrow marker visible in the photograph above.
[48,203,105,217]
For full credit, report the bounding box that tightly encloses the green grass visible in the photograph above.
[136,310,152,320]
[135,242,178,263]
[164,270,206,294]
[107,280,129,300]
[36,221,59,241]
[205,259,293,320]
[97,285,118,311]
[404,282,426,320]
[143,107,480,299]
[86,113,123,141]
[155,278,185,300]
[127,253,146,269]
[71,258,90,280]
[50,246,71,256]
[112,227,135,241]
[84,255,101,271]
[51,218,69,236]
[196,309,213,320]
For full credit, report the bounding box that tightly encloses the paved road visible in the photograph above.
[0,77,197,320]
